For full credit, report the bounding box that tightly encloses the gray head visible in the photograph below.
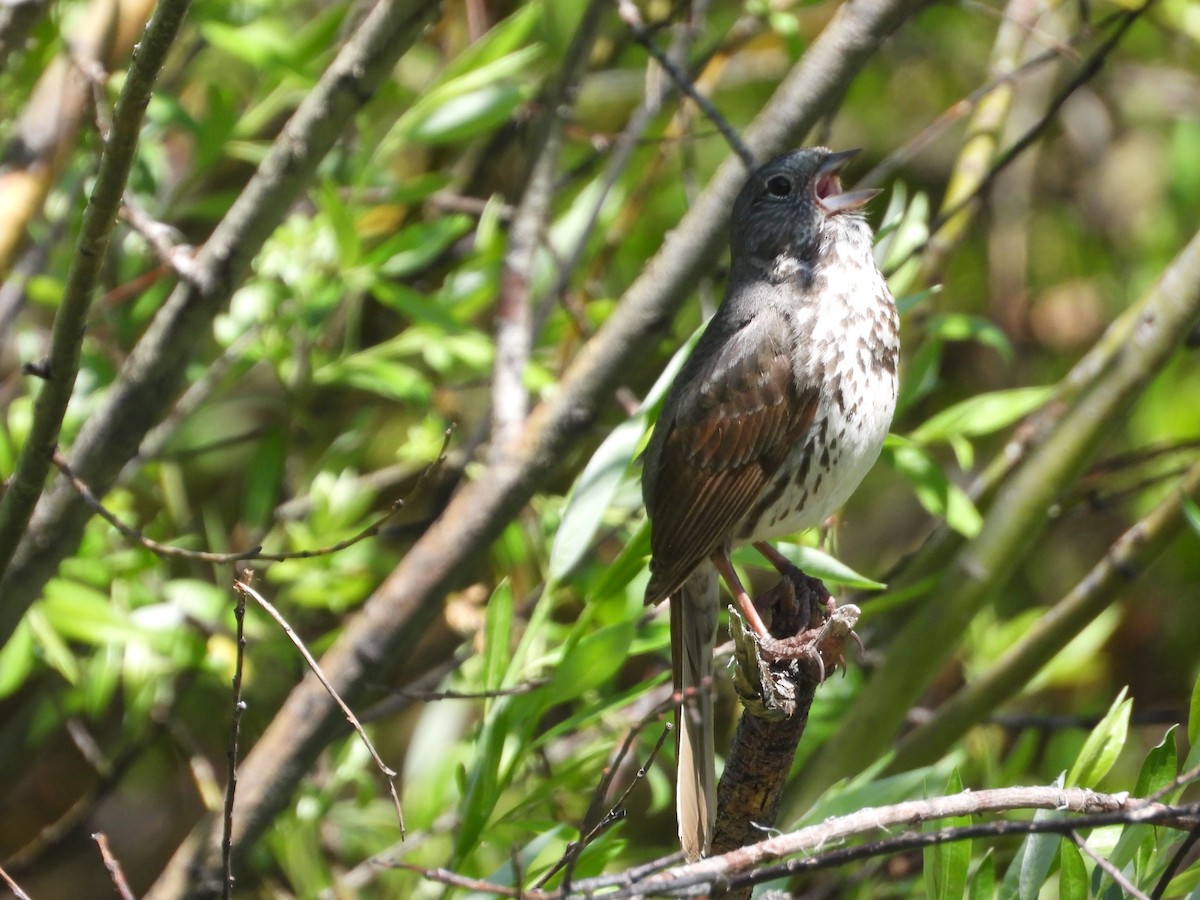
[729,147,879,270]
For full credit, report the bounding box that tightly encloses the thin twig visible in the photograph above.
[50,427,452,564]
[121,193,200,282]
[883,1,1154,279]
[1148,761,1200,898]
[573,794,1200,900]
[618,5,754,167]
[222,571,250,900]
[51,449,398,563]
[92,832,136,900]
[0,863,32,900]
[537,723,673,890]
[1153,818,1200,899]
[234,576,405,837]
[0,0,192,586]
[1071,830,1151,900]
[395,863,524,897]
[383,680,550,702]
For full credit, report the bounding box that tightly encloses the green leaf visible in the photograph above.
[1135,724,1178,799]
[482,581,514,694]
[25,606,80,684]
[0,619,36,699]
[1058,838,1088,900]
[391,45,543,146]
[314,354,430,402]
[1067,687,1131,788]
[40,579,145,645]
[1017,808,1064,900]
[591,517,651,602]
[910,387,1055,445]
[1189,665,1200,748]
[1182,496,1200,540]
[924,769,970,900]
[548,415,643,582]
[541,618,636,707]
[926,314,1015,363]
[243,426,286,531]
[1101,726,1179,893]
[886,440,982,537]
[967,850,995,900]
[732,542,886,590]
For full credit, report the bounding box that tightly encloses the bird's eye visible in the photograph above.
[765,175,793,198]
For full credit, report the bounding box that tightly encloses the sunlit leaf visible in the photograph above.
[732,542,886,590]
[1067,687,1131,788]
[925,769,970,900]
[911,387,1055,445]
[1058,838,1087,900]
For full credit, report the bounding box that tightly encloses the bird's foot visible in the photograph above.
[728,602,863,714]
[752,543,834,633]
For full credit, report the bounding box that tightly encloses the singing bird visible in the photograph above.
[641,148,899,859]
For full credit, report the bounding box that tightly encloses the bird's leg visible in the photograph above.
[709,550,771,639]
[753,542,835,631]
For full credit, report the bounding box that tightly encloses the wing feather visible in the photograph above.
[645,307,818,604]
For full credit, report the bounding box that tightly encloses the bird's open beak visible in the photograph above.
[815,148,881,214]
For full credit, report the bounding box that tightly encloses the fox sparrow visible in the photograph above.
[641,147,899,859]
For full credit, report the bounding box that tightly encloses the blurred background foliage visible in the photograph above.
[1,0,1199,896]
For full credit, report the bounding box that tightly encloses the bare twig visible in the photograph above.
[234,576,405,837]
[1071,830,1151,900]
[121,193,200,282]
[384,680,549,702]
[222,571,250,900]
[92,832,136,900]
[51,449,399,563]
[0,863,32,900]
[619,5,754,167]
[571,790,1200,899]
[383,788,1200,899]
[50,427,452,564]
[537,723,673,890]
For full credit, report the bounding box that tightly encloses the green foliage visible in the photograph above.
[2,0,1199,897]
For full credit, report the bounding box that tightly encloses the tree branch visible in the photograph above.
[886,456,1200,772]
[0,0,190,587]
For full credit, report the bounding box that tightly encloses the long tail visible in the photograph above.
[671,564,719,861]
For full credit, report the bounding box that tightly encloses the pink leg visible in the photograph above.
[709,551,772,640]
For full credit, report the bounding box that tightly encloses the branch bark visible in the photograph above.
[0,0,190,586]
[567,786,1198,899]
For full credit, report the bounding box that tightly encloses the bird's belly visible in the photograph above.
[735,376,895,543]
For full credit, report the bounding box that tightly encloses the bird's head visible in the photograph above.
[729,147,879,274]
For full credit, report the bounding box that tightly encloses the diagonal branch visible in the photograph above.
[886,456,1200,772]
[491,0,607,463]
[0,0,191,587]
